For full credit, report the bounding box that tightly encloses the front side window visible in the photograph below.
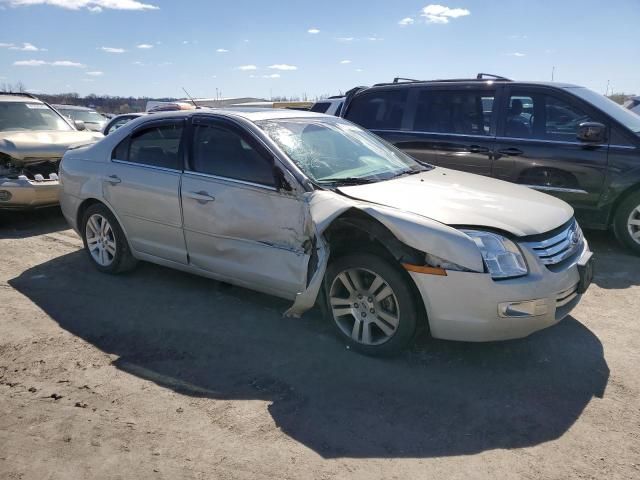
[258,117,428,185]
[505,92,594,142]
[0,101,73,132]
[413,90,495,135]
[346,89,408,130]
[190,122,275,186]
[113,123,183,169]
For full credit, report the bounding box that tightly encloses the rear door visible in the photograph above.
[180,116,309,299]
[493,86,609,212]
[104,119,187,264]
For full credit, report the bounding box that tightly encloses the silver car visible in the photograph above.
[59,109,593,355]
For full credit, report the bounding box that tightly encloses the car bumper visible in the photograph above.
[409,242,592,342]
[0,175,60,209]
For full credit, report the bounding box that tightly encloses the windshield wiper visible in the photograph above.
[317,176,377,186]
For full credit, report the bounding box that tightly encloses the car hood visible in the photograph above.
[337,168,574,237]
[0,130,103,164]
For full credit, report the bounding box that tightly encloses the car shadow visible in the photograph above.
[0,207,68,239]
[585,230,640,289]
[9,250,609,459]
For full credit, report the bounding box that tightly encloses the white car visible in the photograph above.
[59,109,593,355]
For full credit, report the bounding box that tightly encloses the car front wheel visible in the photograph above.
[614,191,640,255]
[324,253,420,356]
[81,203,137,273]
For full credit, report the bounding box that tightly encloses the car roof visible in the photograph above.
[0,93,44,103]
[365,79,581,90]
[53,104,95,111]
[137,107,329,123]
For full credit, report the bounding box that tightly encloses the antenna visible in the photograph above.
[182,87,198,108]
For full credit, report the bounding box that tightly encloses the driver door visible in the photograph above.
[493,86,609,212]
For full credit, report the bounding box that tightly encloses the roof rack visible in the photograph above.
[0,91,40,100]
[373,73,513,87]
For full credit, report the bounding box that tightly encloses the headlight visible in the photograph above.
[462,230,528,279]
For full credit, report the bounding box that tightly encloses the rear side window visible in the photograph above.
[346,89,408,130]
[190,122,275,186]
[112,123,183,170]
[310,102,331,113]
[413,90,494,135]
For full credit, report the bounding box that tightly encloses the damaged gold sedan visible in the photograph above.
[59,108,593,355]
[0,93,103,209]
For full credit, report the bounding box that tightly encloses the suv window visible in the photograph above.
[413,90,494,135]
[113,123,183,170]
[190,122,275,186]
[347,89,408,130]
[505,92,593,142]
[310,102,330,113]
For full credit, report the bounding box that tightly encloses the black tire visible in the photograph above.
[323,253,420,356]
[613,191,640,255]
[81,203,137,274]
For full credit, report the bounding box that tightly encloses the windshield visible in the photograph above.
[568,87,640,135]
[59,108,105,124]
[0,102,73,132]
[258,117,429,185]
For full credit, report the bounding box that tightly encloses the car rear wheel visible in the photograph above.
[81,203,137,273]
[613,191,640,255]
[324,253,419,356]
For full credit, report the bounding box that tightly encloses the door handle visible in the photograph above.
[468,145,490,154]
[103,174,121,185]
[186,191,216,203]
[496,148,524,157]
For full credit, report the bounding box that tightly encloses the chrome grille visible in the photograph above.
[524,221,584,267]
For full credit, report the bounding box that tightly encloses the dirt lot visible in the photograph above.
[0,208,638,480]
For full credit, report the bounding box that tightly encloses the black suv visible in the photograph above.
[341,74,640,253]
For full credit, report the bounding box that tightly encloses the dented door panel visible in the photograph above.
[181,173,310,299]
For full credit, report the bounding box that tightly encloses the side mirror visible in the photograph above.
[74,119,86,131]
[577,122,606,143]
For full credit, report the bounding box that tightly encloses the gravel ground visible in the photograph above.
[1,208,638,480]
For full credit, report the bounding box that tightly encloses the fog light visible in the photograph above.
[0,190,12,202]
[498,299,548,318]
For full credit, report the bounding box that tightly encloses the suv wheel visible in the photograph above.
[613,191,640,254]
[81,203,137,273]
[324,253,419,356]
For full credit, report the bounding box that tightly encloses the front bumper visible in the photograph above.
[0,175,60,209]
[410,241,591,342]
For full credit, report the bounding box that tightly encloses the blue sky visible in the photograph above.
[0,0,638,99]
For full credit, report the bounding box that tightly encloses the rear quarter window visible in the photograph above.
[346,89,408,130]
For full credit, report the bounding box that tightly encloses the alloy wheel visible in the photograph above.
[329,267,400,346]
[85,213,117,267]
[628,205,640,245]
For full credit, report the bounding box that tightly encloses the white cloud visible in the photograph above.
[158,61,172,66]
[136,43,153,49]
[238,65,257,71]
[340,59,352,64]
[355,68,363,72]
[0,43,15,48]
[262,73,280,79]
[398,17,414,25]
[336,37,354,42]
[216,48,228,53]
[268,64,297,71]
[307,28,320,34]
[4,0,159,11]
[13,59,85,67]
[132,60,145,65]
[421,4,470,24]
[9,42,44,51]
[86,70,103,76]
[100,46,125,53]
[13,59,47,66]
[508,52,526,57]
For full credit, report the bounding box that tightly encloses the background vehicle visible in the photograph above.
[103,113,147,135]
[310,96,345,116]
[341,74,640,253]
[53,104,107,132]
[60,109,591,356]
[0,93,102,209]
[624,96,640,115]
